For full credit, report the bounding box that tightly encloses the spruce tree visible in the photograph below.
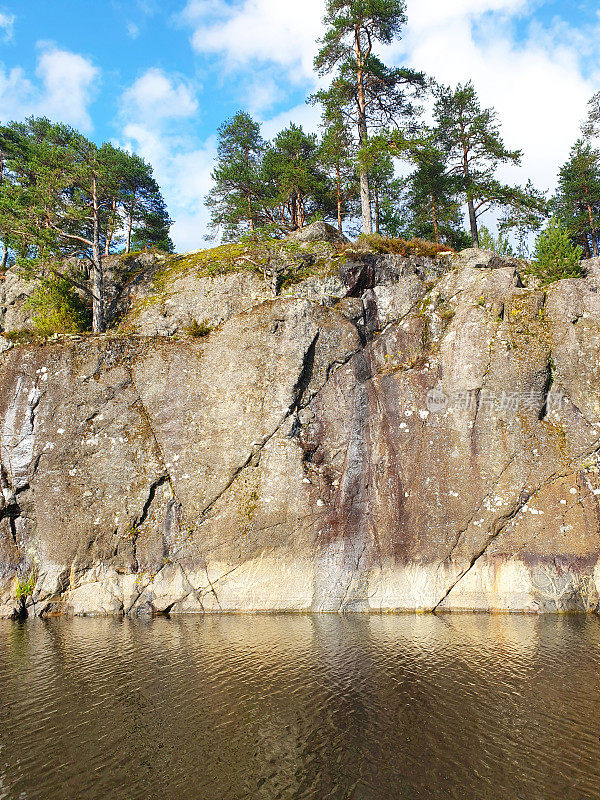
[530,218,583,284]
[313,0,425,234]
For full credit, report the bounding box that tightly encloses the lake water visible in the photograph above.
[1,614,599,800]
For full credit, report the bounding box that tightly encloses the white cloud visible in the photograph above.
[259,101,321,139]
[0,11,15,43]
[181,0,324,81]
[402,0,596,195]
[407,0,528,28]
[118,70,212,251]
[121,68,198,122]
[120,122,216,251]
[126,21,140,39]
[0,45,99,130]
[35,46,100,130]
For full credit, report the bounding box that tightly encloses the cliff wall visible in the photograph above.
[2,244,600,617]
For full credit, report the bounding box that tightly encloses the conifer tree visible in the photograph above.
[434,82,545,247]
[582,91,600,140]
[313,0,425,234]
[530,217,583,284]
[0,117,171,332]
[261,124,332,231]
[319,107,357,232]
[395,132,465,245]
[206,111,265,240]
[553,140,600,258]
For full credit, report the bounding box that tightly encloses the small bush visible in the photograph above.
[528,218,584,285]
[185,319,213,338]
[27,276,91,336]
[15,569,37,601]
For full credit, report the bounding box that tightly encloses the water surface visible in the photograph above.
[1,614,599,800]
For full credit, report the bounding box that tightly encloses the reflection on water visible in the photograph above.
[1,614,599,800]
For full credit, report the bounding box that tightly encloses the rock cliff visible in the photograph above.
[2,241,600,617]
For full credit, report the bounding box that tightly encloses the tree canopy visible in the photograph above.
[313,0,425,234]
[0,116,172,332]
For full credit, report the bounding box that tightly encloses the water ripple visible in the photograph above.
[0,614,599,800]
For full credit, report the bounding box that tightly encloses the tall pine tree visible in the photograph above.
[434,82,545,247]
[313,0,425,234]
[206,111,265,240]
[553,140,600,258]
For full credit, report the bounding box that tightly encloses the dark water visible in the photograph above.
[1,615,600,800]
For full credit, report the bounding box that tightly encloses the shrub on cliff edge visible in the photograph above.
[529,218,583,284]
[27,276,91,336]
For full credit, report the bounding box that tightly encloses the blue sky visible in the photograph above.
[0,0,599,250]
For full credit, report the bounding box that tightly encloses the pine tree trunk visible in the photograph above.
[0,242,7,272]
[431,195,439,244]
[462,139,479,247]
[586,202,598,257]
[105,198,117,256]
[247,189,254,233]
[336,166,342,233]
[91,176,105,334]
[468,200,479,247]
[374,185,380,234]
[355,31,372,235]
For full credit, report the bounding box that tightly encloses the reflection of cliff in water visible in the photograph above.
[0,615,599,799]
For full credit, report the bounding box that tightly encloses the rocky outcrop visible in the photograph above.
[0,270,37,333]
[286,221,350,246]
[2,246,600,618]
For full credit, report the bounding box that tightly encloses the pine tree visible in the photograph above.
[0,117,171,331]
[478,225,515,256]
[0,119,121,332]
[397,132,466,245]
[434,82,546,247]
[115,152,172,254]
[319,107,357,232]
[313,0,425,234]
[552,140,600,258]
[582,91,600,140]
[261,124,333,232]
[206,111,265,240]
[130,206,174,253]
[530,218,583,284]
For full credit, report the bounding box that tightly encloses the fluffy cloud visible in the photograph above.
[0,11,15,42]
[121,121,216,251]
[180,0,324,81]
[121,68,198,122]
[402,0,596,193]
[35,46,100,130]
[0,45,99,130]
[118,70,212,251]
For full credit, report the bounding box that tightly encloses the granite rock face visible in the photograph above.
[0,270,37,333]
[2,247,600,617]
